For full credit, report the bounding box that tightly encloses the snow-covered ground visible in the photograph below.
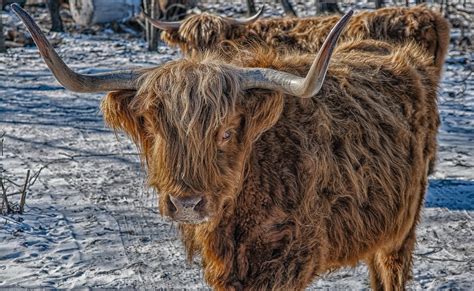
[1,6,473,290]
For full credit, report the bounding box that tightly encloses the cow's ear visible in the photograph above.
[101,90,145,145]
[242,91,284,143]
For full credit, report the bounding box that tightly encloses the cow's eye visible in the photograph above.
[222,130,232,141]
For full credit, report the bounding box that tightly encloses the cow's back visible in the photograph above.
[238,39,441,274]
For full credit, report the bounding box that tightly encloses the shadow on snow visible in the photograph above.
[426,179,474,210]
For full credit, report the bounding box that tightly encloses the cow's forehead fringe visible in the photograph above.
[136,57,243,140]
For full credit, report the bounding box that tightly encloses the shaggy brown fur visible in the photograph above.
[101,37,446,290]
[162,5,449,71]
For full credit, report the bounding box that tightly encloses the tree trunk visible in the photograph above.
[0,0,5,53]
[375,0,383,9]
[144,0,159,51]
[145,0,194,51]
[47,0,64,32]
[246,0,256,16]
[280,0,297,17]
[315,0,340,15]
[150,0,159,51]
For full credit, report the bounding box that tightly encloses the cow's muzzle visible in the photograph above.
[167,194,208,224]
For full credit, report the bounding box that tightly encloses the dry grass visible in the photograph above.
[0,132,44,215]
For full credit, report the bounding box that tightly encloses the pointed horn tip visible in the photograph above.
[10,3,23,14]
[10,3,35,27]
[253,5,265,19]
[239,7,355,98]
[344,9,354,18]
[224,4,265,26]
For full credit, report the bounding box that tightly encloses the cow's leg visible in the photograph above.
[367,255,384,291]
[375,228,416,291]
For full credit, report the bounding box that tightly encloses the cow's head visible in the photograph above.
[145,6,265,54]
[101,58,288,224]
[12,4,352,225]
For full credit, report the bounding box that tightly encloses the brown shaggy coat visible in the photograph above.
[162,5,449,70]
[101,35,446,290]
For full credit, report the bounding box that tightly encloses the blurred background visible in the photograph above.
[1,0,472,52]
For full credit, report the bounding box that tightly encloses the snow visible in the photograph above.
[1,7,473,290]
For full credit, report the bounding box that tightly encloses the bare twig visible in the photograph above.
[0,131,4,156]
[0,134,49,215]
[19,170,30,214]
[3,177,22,188]
[0,131,9,214]
[28,164,48,188]
[1,174,11,214]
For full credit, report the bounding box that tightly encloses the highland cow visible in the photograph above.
[150,5,449,70]
[13,4,448,290]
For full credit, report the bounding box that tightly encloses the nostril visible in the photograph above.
[193,197,206,212]
[167,195,177,214]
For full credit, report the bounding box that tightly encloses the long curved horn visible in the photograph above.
[239,10,353,98]
[11,4,143,93]
[143,11,182,31]
[144,5,265,31]
[223,5,265,26]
